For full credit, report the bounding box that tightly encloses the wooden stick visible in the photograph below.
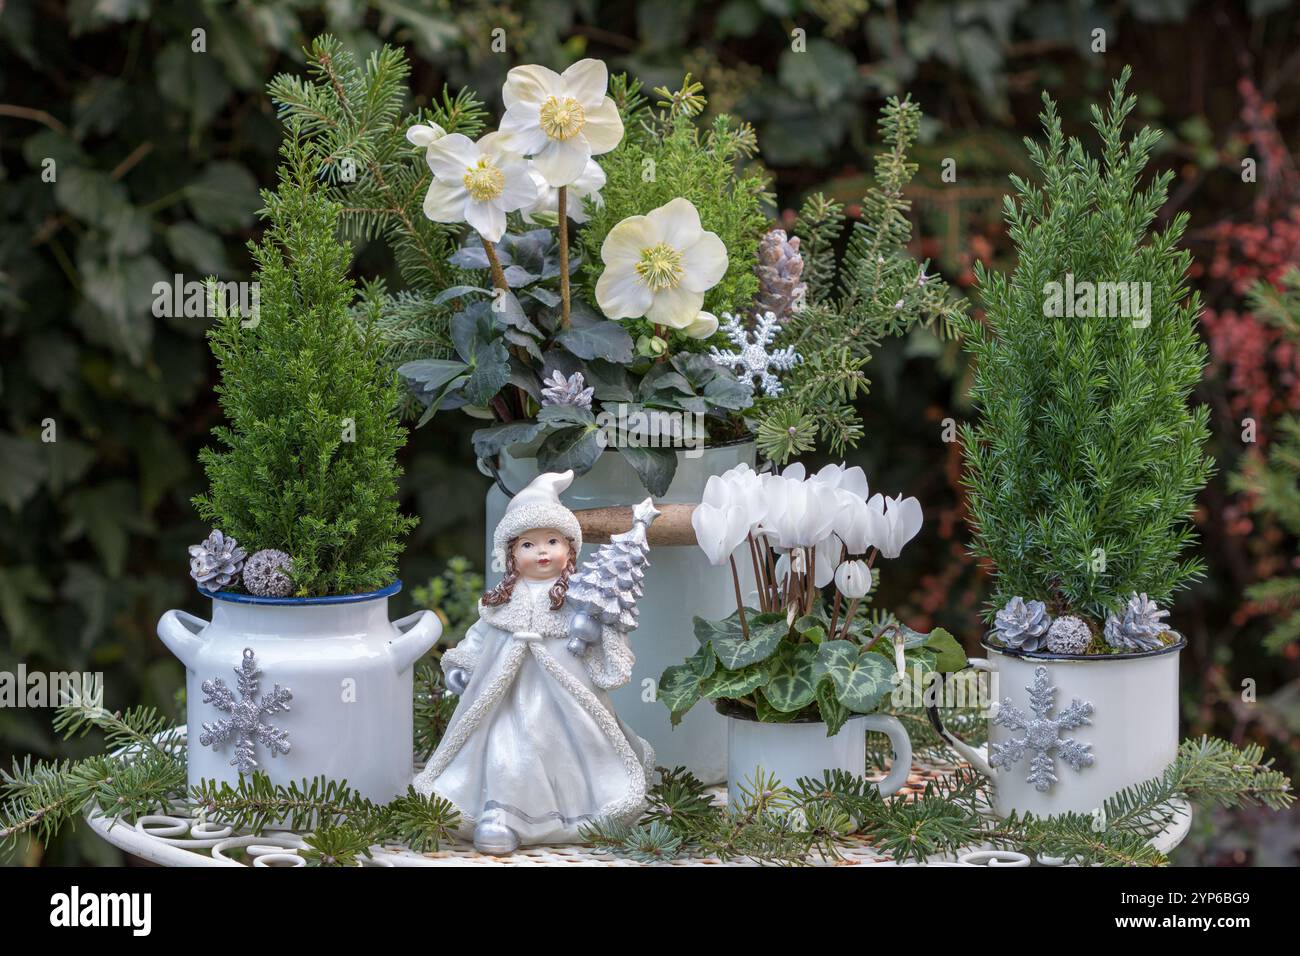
[572,503,697,545]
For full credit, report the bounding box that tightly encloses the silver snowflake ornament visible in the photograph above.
[198,647,292,775]
[989,665,1094,792]
[708,311,800,397]
[540,369,594,409]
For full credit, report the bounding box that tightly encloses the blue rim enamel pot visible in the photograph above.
[157,581,442,803]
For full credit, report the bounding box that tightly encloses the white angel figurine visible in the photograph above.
[412,470,657,854]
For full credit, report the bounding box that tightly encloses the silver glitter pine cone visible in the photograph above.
[992,596,1052,652]
[540,369,594,409]
[189,529,246,590]
[1045,615,1092,655]
[242,549,295,597]
[1103,592,1172,652]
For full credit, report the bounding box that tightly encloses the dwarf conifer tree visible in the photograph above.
[959,68,1213,625]
[194,135,417,596]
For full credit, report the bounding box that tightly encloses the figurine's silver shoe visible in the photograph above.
[473,817,520,855]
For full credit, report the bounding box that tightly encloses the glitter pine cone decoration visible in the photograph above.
[1103,592,1177,652]
[243,549,295,598]
[1045,615,1092,655]
[991,596,1052,652]
[189,530,246,591]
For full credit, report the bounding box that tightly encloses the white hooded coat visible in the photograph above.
[412,574,654,845]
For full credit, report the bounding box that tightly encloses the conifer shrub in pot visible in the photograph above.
[931,69,1214,819]
[157,141,439,803]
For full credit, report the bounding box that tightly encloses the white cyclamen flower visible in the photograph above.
[419,131,539,243]
[522,158,606,224]
[595,197,728,328]
[865,493,924,559]
[834,559,873,600]
[691,500,750,567]
[500,59,624,187]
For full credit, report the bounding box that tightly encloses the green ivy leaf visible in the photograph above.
[185,162,259,230]
[754,688,801,723]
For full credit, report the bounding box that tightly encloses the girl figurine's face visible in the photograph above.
[512,528,571,581]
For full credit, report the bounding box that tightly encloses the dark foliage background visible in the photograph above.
[1,0,1297,864]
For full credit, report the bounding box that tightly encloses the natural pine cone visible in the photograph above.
[754,229,808,323]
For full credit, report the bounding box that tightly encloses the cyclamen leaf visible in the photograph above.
[698,660,768,700]
[763,642,819,713]
[815,676,851,736]
[705,612,787,670]
[658,642,717,725]
[814,640,894,713]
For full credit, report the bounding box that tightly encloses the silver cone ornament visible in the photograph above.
[992,596,1052,652]
[565,498,661,656]
[1103,592,1175,652]
[188,529,246,590]
[540,369,594,410]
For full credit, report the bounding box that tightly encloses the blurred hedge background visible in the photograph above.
[2,0,1297,864]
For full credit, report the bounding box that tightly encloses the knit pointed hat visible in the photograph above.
[493,470,583,566]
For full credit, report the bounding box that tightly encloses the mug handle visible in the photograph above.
[860,714,913,798]
[925,657,995,777]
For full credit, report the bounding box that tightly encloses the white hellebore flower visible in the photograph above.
[500,59,624,187]
[596,197,728,328]
[683,311,719,340]
[419,131,539,244]
[522,158,606,224]
[834,559,873,600]
[866,494,924,559]
[406,122,447,158]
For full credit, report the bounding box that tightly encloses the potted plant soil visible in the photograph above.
[931,69,1215,819]
[156,140,439,804]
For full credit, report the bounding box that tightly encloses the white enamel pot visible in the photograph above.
[928,637,1184,818]
[482,440,758,784]
[725,711,913,808]
[157,581,442,803]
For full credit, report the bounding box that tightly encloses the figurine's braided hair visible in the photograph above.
[482,536,577,610]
